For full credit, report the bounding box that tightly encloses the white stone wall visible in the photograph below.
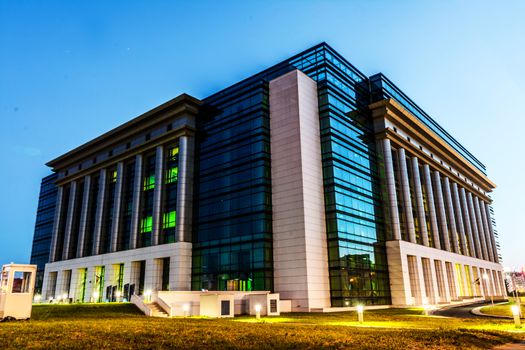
[269,69,331,311]
[42,242,192,301]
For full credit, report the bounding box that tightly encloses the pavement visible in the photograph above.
[432,300,494,319]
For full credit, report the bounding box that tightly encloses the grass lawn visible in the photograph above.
[0,303,524,349]
[480,297,525,318]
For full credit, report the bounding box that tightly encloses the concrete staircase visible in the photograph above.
[148,302,169,318]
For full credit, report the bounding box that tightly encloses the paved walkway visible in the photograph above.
[432,301,494,319]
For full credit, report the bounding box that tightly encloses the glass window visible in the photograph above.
[141,216,153,233]
[166,167,178,184]
[143,175,155,191]
[12,271,32,293]
[162,211,176,229]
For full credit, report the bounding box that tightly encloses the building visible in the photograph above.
[33,43,506,310]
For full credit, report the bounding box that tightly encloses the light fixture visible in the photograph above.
[93,291,99,302]
[144,289,152,302]
[356,305,364,323]
[511,305,522,328]
[255,304,261,319]
[62,293,68,302]
[183,303,190,317]
[34,294,42,303]
[115,291,122,300]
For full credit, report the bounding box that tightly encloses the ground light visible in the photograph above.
[356,305,364,323]
[115,291,122,302]
[62,293,68,303]
[144,290,152,303]
[511,305,522,328]
[92,291,99,303]
[183,303,190,317]
[255,304,261,319]
[34,294,41,303]
[422,298,430,316]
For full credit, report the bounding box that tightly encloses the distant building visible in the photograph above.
[34,43,506,309]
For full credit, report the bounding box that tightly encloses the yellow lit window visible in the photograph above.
[168,147,179,161]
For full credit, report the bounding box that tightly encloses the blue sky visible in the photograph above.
[1,1,524,269]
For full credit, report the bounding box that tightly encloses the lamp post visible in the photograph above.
[255,304,261,320]
[356,305,364,323]
[511,305,522,328]
[483,273,494,307]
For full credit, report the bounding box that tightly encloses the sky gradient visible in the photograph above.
[1,1,524,269]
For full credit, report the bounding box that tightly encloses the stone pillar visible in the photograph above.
[129,154,143,250]
[76,175,91,258]
[438,260,452,303]
[423,165,440,249]
[110,162,125,252]
[479,199,495,262]
[483,203,499,263]
[151,146,164,246]
[411,158,428,246]
[62,181,77,261]
[459,187,477,259]
[451,182,469,257]
[466,192,483,260]
[442,177,460,254]
[176,135,195,242]
[398,148,416,243]
[473,196,490,261]
[433,171,450,251]
[49,186,64,263]
[92,169,107,256]
[144,259,163,292]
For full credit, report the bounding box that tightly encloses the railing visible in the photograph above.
[131,294,152,316]
[153,292,173,317]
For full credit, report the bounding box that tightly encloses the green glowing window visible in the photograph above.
[166,167,178,184]
[111,170,117,183]
[168,147,179,160]
[163,211,176,229]
[141,216,153,233]
[143,175,155,190]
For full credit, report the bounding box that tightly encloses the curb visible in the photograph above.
[471,303,523,319]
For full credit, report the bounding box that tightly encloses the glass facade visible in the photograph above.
[30,173,58,293]
[193,43,391,305]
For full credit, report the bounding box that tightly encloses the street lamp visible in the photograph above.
[511,305,521,328]
[483,273,494,307]
[356,305,364,323]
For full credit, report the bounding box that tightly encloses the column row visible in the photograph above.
[49,137,193,262]
[381,139,498,262]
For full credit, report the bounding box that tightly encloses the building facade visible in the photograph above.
[33,43,506,310]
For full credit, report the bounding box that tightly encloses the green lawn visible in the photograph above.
[0,303,524,349]
[480,298,525,318]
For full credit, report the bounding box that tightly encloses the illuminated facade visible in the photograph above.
[34,43,506,310]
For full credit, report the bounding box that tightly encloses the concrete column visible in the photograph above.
[381,139,401,240]
[459,187,477,259]
[466,192,483,260]
[69,268,79,301]
[398,148,416,243]
[473,267,484,297]
[92,169,107,256]
[479,199,495,262]
[129,154,143,250]
[411,158,428,246]
[386,242,414,306]
[49,186,64,263]
[442,177,460,254]
[451,182,469,257]
[459,265,470,297]
[62,181,78,261]
[483,203,499,263]
[151,146,164,246]
[437,260,452,303]
[473,196,490,261]
[422,165,440,249]
[169,244,192,291]
[110,162,125,252]
[176,135,195,242]
[76,175,91,258]
[432,171,450,251]
[415,257,428,304]
[498,271,507,297]
[144,259,163,292]
[492,270,501,296]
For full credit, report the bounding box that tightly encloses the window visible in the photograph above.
[111,170,117,183]
[12,271,32,293]
[163,211,176,229]
[144,175,155,190]
[166,167,178,183]
[141,216,153,233]
[221,300,230,316]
